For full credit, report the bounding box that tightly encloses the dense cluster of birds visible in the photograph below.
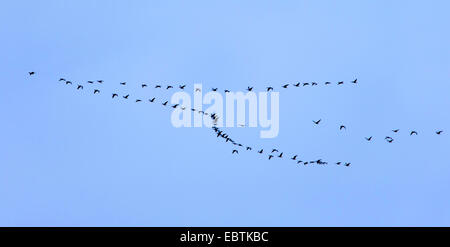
[28,72,445,167]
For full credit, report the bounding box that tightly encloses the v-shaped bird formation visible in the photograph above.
[28,72,445,167]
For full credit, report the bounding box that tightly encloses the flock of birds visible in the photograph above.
[28,71,445,167]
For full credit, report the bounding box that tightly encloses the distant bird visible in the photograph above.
[282,84,289,88]
[313,119,321,125]
[28,72,35,76]
[312,82,318,86]
[338,81,344,85]
[142,84,148,88]
[112,94,118,98]
[268,155,274,160]
[246,147,252,151]
[94,89,100,94]
[387,138,394,143]
[258,149,264,154]
[278,152,283,158]
[97,80,103,84]
[410,131,418,136]
[77,85,83,90]
[149,97,155,102]
[195,88,201,92]
[272,149,279,153]
[166,86,173,89]
[365,136,373,141]
[293,83,301,87]
[136,99,142,103]
[303,162,309,165]
[155,85,161,88]
[336,162,342,165]
[224,90,230,93]
[303,83,310,86]
[87,81,94,84]
[65,81,72,85]
[436,130,443,135]
[325,82,331,85]
[351,78,358,84]
[59,78,66,81]
[123,94,129,99]
[179,85,186,90]
[120,82,126,85]
[232,150,239,154]
[345,163,351,167]
[162,101,168,106]
[212,88,218,91]
[340,125,346,130]
[172,104,179,108]
[392,129,400,133]
[247,87,253,92]
[267,87,273,92]
[291,155,297,160]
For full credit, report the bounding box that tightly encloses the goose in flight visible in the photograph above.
[392,129,400,133]
[179,85,186,90]
[312,82,318,86]
[293,83,301,87]
[340,125,346,130]
[97,80,103,84]
[77,85,83,90]
[303,83,310,86]
[59,78,66,81]
[410,131,418,136]
[232,150,239,154]
[258,149,264,154]
[278,152,283,158]
[28,72,35,76]
[212,88,218,92]
[65,81,72,85]
[195,88,201,92]
[345,163,351,167]
[271,149,279,153]
[336,162,342,165]
[267,87,274,92]
[325,82,331,85]
[291,155,298,160]
[87,81,94,84]
[112,94,118,98]
[94,89,100,94]
[247,87,253,92]
[365,136,373,141]
[172,104,179,108]
[166,86,173,89]
[155,85,162,88]
[338,81,344,85]
[268,155,274,160]
[282,84,289,88]
[352,78,358,84]
[136,99,142,103]
[246,147,252,151]
[149,97,155,102]
[313,119,321,125]
[436,130,443,135]
[162,101,168,106]
[123,94,129,99]
[142,84,148,88]
[120,82,126,85]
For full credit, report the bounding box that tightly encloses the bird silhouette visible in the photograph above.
[112,94,118,98]
[87,81,94,84]
[224,90,230,93]
[338,81,344,85]
[166,86,173,89]
[340,125,346,130]
[325,82,331,85]
[212,88,218,91]
[303,83,310,86]
[28,72,35,76]
[282,84,289,88]
[312,82,318,86]
[120,82,126,85]
[59,78,66,81]
[94,89,100,94]
[268,155,274,160]
[258,149,264,154]
[336,162,341,165]
[65,81,72,85]
[142,84,148,88]
[267,87,274,92]
[345,163,351,167]
[291,155,297,160]
[155,85,161,88]
[272,149,279,153]
[351,78,358,84]
[172,104,179,108]
[195,88,201,92]
[410,131,418,136]
[365,136,373,141]
[392,129,400,133]
[97,80,103,84]
[278,152,283,158]
[76,85,83,90]
[232,150,239,154]
[313,119,321,125]
[293,83,301,87]
[123,94,129,99]
[136,99,142,103]
[436,130,443,135]
[247,87,253,92]
[179,85,186,90]
[162,101,168,106]
[246,147,252,151]
[149,97,155,102]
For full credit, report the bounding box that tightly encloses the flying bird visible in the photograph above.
[247,87,253,92]
[136,99,142,103]
[224,90,230,93]
[340,125,346,130]
[392,129,400,133]
[28,72,35,76]
[77,85,83,90]
[87,81,94,84]
[246,147,252,151]
[268,155,274,160]
[212,88,218,91]
[267,87,274,92]
[232,150,239,154]
[291,155,298,160]
[303,83,310,86]
[120,82,126,85]
[345,163,351,167]
[338,81,344,85]
[172,104,179,108]
[155,85,161,88]
[312,82,318,86]
[142,84,148,88]
[293,83,301,87]
[410,131,418,136]
[59,78,66,81]
[325,82,331,85]
[272,149,279,153]
[162,101,168,106]
[112,94,118,98]
[94,89,100,94]
[166,86,173,89]
[352,78,358,84]
[282,84,289,88]
[123,94,129,99]
[179,85,186,90]
[365,136,373,141]
[258,149,264,154]
[195,88,201,92]
[278,152,283,158]
[149,98,155,102]
[436,130,443,135]
[65,81,72,85]
[313,119,321,125]
[97,80,103,84]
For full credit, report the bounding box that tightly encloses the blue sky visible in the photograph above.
[1,0,449,226]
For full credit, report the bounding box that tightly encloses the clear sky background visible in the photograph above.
[1,0,449,226]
